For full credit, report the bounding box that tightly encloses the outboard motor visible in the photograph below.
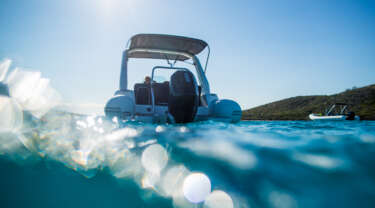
[168,70,199,123]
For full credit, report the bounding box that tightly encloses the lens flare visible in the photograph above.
[6,69,61,118]
[204,190,234,208]
[141,144,168,174]
[161,165,190,197]
[183,172,211,203]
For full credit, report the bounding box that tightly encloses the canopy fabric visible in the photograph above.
[127,34,208,60]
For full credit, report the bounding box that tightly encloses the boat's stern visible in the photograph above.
[105,91,135,121]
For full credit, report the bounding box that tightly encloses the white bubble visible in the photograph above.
[141,144,168,174]
[0,96,23,132]
[204,190,234,208]
[183,172,211,203]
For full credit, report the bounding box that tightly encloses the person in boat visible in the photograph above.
[144,76,151,85]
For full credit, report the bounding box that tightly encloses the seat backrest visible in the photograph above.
[152,82,169,106]
[134,83,151,105]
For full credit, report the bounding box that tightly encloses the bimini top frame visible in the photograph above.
[127,34,208,61]
[325,103,349,116]
[118,34,211,96]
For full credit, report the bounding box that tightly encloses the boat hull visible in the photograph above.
[309,114,360,121]
[105,92,242,124]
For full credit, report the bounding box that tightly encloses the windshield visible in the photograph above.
[152,68,177,83]
[153,75,167,83]
[127,59,198,89]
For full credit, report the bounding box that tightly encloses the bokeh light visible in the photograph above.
[183,172,211,203]
[161,165,190,197]
[141,144,168,174]
[204,190,234,208]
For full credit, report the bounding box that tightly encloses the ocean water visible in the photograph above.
[1,60,375,208]
[1,117,375,208]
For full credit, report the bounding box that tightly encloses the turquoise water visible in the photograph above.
[1,115,375,208]
[1,61,375,207]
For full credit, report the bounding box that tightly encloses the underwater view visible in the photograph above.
[1,60,375,208]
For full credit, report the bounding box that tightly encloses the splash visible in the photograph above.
[0,59,236,208]
[0,59,61,119]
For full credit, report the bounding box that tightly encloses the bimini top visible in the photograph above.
[127,34,208,61]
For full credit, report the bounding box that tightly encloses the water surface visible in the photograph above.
[1,60,375,208]
[1,116,374,208]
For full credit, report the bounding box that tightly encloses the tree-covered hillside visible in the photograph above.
[242,84,375,120]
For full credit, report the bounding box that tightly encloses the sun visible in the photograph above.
[97,0,120,15]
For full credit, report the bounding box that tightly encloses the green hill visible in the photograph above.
[242,84,375,120]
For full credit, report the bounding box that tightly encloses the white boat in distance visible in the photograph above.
[105,34,242,123]
[309,103,360,121]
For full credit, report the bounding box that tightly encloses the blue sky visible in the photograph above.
[1,0,374,111]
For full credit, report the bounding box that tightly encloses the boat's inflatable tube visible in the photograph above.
[309,113,360,121]
[168,70,198,123]
[213,99,242,123]
[309,114,346,121]
[105,94,135,120]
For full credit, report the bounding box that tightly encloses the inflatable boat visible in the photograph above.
[309,103,360,121]
[104,34,242,123]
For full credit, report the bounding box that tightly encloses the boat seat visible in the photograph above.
[134,84,151,105]
[152,82,169,106]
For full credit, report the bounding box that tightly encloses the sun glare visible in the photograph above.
[95,0,137,17]
[96,0,120,16]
